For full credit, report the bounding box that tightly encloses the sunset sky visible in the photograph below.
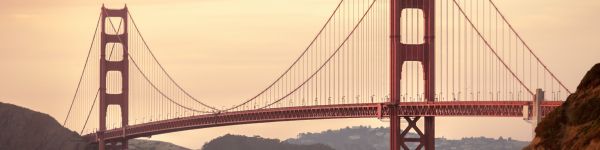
[1,0,600,149]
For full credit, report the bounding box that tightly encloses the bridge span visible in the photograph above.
[85,101,561,143]
[63,0,572,149]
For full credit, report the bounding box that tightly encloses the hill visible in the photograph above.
[0,102,190,150]
[0,102,92,150]
[128,139,190,150]
[286,126,528,150]
[201,134,334,150]
[525,63,600,149]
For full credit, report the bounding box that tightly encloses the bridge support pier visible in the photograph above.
[120,139,129,150]
[530,89,544,137]
[389,114,435,150]
[390,106,401,150]
[390,0,435,149]
[99,5,130,150]
[390,115,435,150]
[99,140,105,150]
[424,117,435,150]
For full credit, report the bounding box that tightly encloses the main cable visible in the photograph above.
[128,12,219,111]
[63,14,101,126]
[222,0,346,111]
[451,0,533,96]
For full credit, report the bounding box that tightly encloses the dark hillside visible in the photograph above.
[0,102,190,150]
[0,102,91,150]
[526,63,600,149]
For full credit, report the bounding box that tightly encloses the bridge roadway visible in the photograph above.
[84,101,562,143]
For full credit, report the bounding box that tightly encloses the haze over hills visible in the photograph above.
[201,134,334,150]
[201,126,528,150]
[286,126,528,150]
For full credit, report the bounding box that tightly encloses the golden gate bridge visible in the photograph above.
[63,0,570,149]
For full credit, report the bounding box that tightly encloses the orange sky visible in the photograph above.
[1,0,600,149]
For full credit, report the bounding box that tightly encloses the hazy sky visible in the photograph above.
[1,0,600,149]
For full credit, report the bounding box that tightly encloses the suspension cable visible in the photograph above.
[127,12,220,111]
[79,14,124,133]
[451,0,533,96]
[221,0,346,111]
[488,0,571,94]
[259,0,378,109]
[63,14,101,126]
[80,91,99,134]
[129,55,212,113]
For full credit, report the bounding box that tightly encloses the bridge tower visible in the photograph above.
[390,0,435,149]
[99,6,129,150]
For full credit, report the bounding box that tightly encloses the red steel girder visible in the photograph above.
[85,101,561,143]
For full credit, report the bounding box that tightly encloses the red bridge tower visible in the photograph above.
[390,0,435,149]
[99,6,129,150]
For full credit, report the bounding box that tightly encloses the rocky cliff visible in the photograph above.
[525,63,600,149]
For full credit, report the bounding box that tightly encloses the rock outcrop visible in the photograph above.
[525,63,600,149]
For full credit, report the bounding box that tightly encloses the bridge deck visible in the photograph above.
[84,101,561,143]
